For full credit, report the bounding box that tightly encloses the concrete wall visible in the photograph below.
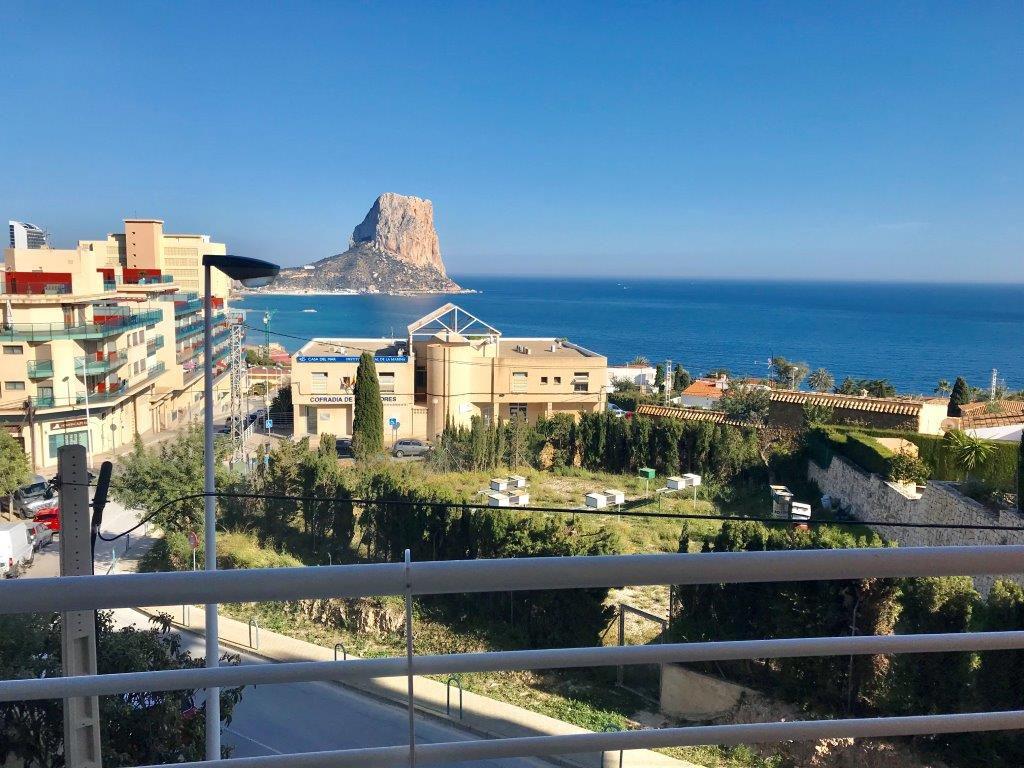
[808,455,1024,595]
[660,664,755,720]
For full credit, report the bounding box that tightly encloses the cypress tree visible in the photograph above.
[352,352,383,459]
[948,376,970,417]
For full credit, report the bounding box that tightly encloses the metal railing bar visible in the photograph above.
[3,546,1024,615]
[5,630,1024,703]
[132,709,1024,768]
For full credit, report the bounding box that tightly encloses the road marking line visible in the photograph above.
[223,726,284,755]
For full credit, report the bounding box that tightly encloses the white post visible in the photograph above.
[202,264,221,761]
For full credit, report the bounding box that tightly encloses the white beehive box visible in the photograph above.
[585,492,608,509]
[667,476,686,490]
[489,478,509,492]
[772,490,794,517]
[487,492,510,507]
[508,475,527,489]
[509,492,530,507]
[604,489,625,506]
[790,502,812,521]
[682,473,702,487]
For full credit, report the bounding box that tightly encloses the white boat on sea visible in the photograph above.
[302,308,317,313]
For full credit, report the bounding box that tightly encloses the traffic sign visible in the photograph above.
[187,530,199,550]
[264,419,273,429]
[388,417,400,429]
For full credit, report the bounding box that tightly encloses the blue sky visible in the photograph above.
[2,2,1021,280]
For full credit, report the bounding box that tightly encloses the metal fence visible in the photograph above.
[2,545,1024,767]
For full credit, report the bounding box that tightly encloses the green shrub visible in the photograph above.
[887,451,930,484]
[842,432,894,476]
[833,427,1017,492]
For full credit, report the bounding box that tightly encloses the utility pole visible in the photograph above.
[59,443,102,768]
[990,368,998,401]
[664,359,672,405]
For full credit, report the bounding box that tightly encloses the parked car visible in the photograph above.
[335,438,354,458]
[33,509,61,535]
[29,521,54,551]
[392,439,430,458]
[606,403,627,418]
[1,475,57,519]
[0,521,34,578]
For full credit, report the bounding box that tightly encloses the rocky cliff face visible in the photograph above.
[267,193,461,294]
[350,193,446,275]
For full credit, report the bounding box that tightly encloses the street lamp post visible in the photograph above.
[200,254,279,762]
[77,358,92,464]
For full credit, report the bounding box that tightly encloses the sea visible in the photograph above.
[236,277,1024,395]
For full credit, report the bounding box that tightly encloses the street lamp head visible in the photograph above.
[202,254,280,288]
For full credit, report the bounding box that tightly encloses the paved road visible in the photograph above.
[109,610,544,766]
[22,497,155,578]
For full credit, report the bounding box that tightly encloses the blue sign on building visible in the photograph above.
[297,355,409,364]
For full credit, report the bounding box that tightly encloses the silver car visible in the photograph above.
[392,439,430,458]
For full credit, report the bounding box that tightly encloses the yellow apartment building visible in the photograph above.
[291,304,607,444]
[79,218,233,298]
[0,219,237,470]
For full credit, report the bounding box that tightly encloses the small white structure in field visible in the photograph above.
[604,489,625,506]
[508,475,527,489]
[509,492,530,507]
[489,478,509,492]
[585,492,609,509]
[487,492,510,507]
[790,502,812,521]
[667,476,686,491]
[681,473,702,488]
[770,485,794,517]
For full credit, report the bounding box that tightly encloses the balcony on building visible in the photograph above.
[147,334,165,353]
[0,307,165,342]
[122,268,173,286]
[73,350,124,376]
[26,359,54,379]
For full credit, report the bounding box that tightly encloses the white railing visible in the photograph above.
[2,545,1024,768]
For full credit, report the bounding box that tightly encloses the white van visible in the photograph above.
[0,521,33,578]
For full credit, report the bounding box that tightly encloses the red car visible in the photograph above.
[33,508,60,534]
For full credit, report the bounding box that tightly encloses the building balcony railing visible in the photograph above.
[1,543,1023,768]
[102,281,117,291]
[0,309,164,342]
[32,394,55,407]
[73,351,124,375]
[174,297,203,316]
[147,334,165,353]
[26,359,54,378]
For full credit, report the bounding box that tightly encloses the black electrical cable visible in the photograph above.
[96,490,1024,542]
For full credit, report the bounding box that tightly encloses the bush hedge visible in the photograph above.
[839,427,1018,492]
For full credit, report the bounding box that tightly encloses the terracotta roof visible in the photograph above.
[768,390,922,416]
[635,403,747,426]
[959,400,1024,429]
[681,381,724,399]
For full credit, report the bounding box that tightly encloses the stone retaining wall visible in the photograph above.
[808,455,1024,595]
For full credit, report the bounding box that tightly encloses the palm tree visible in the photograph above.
[628,355,650,367]
[943,429,995,482]
[935,379,951,396]
[807,368,835,393]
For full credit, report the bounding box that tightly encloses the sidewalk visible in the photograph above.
[134,602,698,768]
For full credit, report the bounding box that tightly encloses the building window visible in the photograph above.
[379,372,395,393]
[540,376,548,384]
[509,402,528,419]
[3,345,23,355]
[573,372,589,393]
[554,376,562,385]
[5,381,26,391]
[512,371,527,393]
[311,372,328,394]
[48,429,88,460]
